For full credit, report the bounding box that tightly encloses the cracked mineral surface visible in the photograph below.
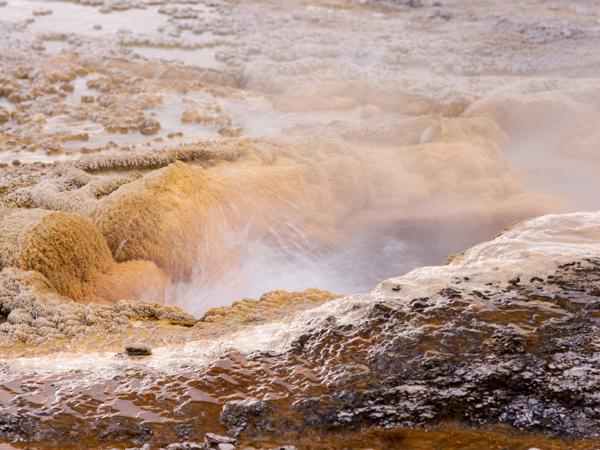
[1,0,600,448]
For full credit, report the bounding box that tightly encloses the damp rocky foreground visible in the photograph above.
[1,0,600,449]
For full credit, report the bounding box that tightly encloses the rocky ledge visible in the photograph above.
[0,212,599,448]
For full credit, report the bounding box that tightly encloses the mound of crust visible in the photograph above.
[0,267,194,352]
[93,146,370,281]
[0,208,168,303]
[200,288,338,332]
[93,161,219,279]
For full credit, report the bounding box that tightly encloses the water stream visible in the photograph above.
[1,0,600,447]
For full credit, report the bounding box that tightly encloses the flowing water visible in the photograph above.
[1,0,600,448]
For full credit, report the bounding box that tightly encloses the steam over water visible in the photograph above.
[2,1,600,448]
[2,0,600,314]
[168,216,497,313]
[0,0,598,314]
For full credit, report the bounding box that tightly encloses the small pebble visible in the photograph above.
[124,341,152,356]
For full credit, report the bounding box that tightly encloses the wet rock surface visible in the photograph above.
[281,262,599,438]
[204,433,236,449]
[0,266,195,352]
[125,341,153,356]
[166,442,203,450]
[1,0,600,448]
[0,253,598,447]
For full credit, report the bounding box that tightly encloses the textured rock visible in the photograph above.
[0,208,168,303]
[204,433,236,450]
[139,118,161,135]
[1,254,598,444]
[0,267,194,348]
[0,208,113,299]
[220,398,268,436]
[0,106,9,124]
[166,443,203,450]
[93,161,217,278]
[1,211,600,446]
[125,341,152,356]
[1,0,600,448]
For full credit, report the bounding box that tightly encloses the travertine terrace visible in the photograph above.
[0,0,599,448]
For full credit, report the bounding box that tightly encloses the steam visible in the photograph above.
[167,211,522,315]
[4,0,597,316]
[165,79,600,315]
[162,111,561,315]
[499,104,600,211]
